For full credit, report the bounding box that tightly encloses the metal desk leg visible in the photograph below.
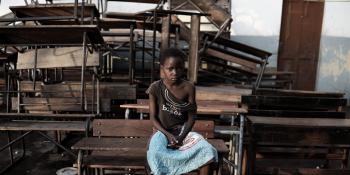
[125,108,130,119]
[77,150,83,175]
[237,114,244,175]
[140,112,144,120]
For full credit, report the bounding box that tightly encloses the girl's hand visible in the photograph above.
[166,134,178,145]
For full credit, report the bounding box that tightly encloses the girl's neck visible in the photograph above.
[162,78,182,87]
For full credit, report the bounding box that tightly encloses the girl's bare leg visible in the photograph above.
[199,164,210,175]
[199,159,214,175]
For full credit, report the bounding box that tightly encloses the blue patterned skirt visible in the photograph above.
[147,131,218,175]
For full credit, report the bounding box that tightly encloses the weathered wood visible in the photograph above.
[0,120,86,131]
[248,109,346,119]
[242,95,347,108]
[120,102,247,115]
[248,116,350,128]
[255,88,345,98]
[93,119,153,137]
[19,81,136,99]
[204,33,272,59]
[72,137,228,154]
[72,137,148,151]
[196,85,250,102]
[208,45,263,64]
[188,14,200,83]
[12,97,111,112]
[256,147,346,160]
[82,155,146,169]
[10,4,99,18]
[256,168,350,175]
[203,57,258,76]
[93,119,215,138]
[0,25,104,46]
[205,48,257,70]
[0,113,95,118]
[17,47,100,69]
[277,0,324,90]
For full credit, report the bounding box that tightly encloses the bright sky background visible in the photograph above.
[1,0,349,37]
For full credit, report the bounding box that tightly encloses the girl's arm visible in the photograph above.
[176,84,196,144]
[149,93,178,145]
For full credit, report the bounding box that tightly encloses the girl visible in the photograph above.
[147,48,217,175]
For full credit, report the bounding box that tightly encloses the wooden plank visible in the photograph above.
[248,116,350,128]
[255,88,345,98]
[208,45,263,65]
[71,137,148,151]
[12,97,111,112]
[0,25,104,46]
[83,155,146,169]
[205,48,257,70]
[256,167,350,175]
[0,113,95,118]
[202,56,258,76]
[19,81,136,99]
[242,95,347,108]
[10,4,99,18]
[119,103,247,115]
[93,119,153,137]
[248,109,346,119]
[196,85,250,102]
[93,119,215,138]
[72,137,228,153]
[0,120,86,131]
[17,47,100,69]
[204,33,272,58]
[277,0,324,90]
[256,147,346,160]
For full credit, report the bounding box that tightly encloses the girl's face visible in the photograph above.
[161,56,184,82]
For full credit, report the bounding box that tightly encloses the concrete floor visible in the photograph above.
[0,131,78,175]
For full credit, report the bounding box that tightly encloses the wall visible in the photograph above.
[316,2,350,102]
[230,0,283,67]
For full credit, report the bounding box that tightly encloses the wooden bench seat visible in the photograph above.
[72,119,229,175]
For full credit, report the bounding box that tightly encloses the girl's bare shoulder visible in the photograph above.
[181,80,195,91]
